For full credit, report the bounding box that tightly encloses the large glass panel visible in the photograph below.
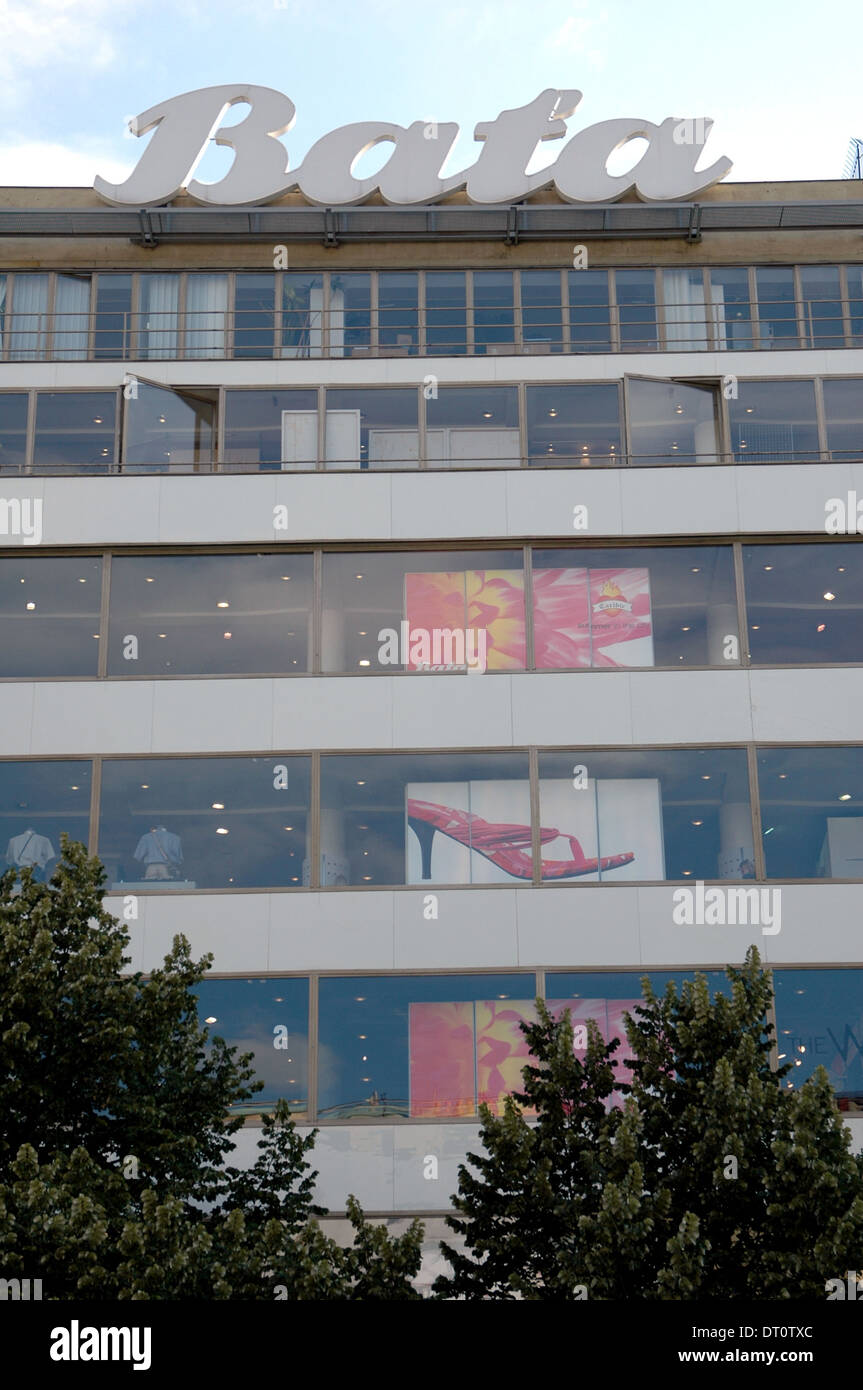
[318,972,535,1118]
[426,385,520,467]
[661,268,707,350]
[615,269,658,351]
[520,270,563,352]
[755,267,799,349]
[743,542,863,664]
[526,383,621,465]
[823,378,863,461]
[0,274,5,354]
[628,379,718,464]
[324,388,418,469]
[0,760,92,881]
[0,394,29,473]
[98,756,310,892]
[728,380,820,462]
[846,266,863,348]
[123,382,214,472]
[107,553,312,676]
[378,272,418,354]
[0,556,102,677]
[328,273,371,357]
[532,544,737,668]
[53,274,90,360]
[194,977,310,1116]
[707,268,753,350]
[799,266,844,348]
[567,269,612,352]
[425,271,466,355]
[33,392,116,473]
[774,970,863,1111]
[185,273,228,358]
[321,548,525,673]
[473,271,515,353]
[138,274,179,360]
[538,748,754,882]
[758,747,863,879]
[9,273,49,360]
[94,274,132,360]
[233,273,275,359]
[223,388,318,469]
[320,752,531,886]
[281,272,323,358]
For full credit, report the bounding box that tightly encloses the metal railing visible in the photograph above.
[0,300,859,362]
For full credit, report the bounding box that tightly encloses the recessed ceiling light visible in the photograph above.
[357,780,366,786]
[482,411,493,419]
[358,659,371,667]
[701,774,711,780]
[217,601,229,608]
[145,577,155,583]
[355,996,366,1002]
[25,601,35,610]
[93,416,103,424]
[204,1016,217,1024]
[763,565,772,571]
[691,820,703,826]
[212,802,224,809]
[355,573,364,580]
[817,624,826,632]
[216,827,229,835]
[823,591,836,601]
[839,793,852,801]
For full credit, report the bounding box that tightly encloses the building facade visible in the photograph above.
[2,166,863,1285]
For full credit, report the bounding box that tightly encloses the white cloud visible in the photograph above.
[0,0,119,99]
[0,141,131,188]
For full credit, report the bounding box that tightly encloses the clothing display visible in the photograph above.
[133,826,183,881]
[6,828,56,870]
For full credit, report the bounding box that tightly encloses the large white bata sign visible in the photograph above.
[94,85,732,209]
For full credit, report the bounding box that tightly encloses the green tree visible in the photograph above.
[0,839,423,1299]
[435,949,863,1299]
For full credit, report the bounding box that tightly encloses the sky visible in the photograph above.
[0,0,859,191]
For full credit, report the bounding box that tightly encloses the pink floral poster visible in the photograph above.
[403,570,527,670]
[408,1000,476,1118]
[533,567,653,668]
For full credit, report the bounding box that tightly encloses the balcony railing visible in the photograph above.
[0,299,859,362]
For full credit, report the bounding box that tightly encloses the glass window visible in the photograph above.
[281,272,323,358]
[615,269,658,351]
[185,273,228,358]
[538,748,754,882]
[33,392,116,473]
[758,747,863,879]
[320,752,531,886]
[628,379,718,464]
[98,756,311,892]
[774,970,863,1111]
[520,270,563,352]
[318,972,536,1118]
[0,394,29,474]
[0,556,102,677]
[9,273,49,360]
[568,269,612,352]
[799,266,844,348]
[329,273,371,357]
[0,760,92,880]
[707,268,753,350]
[122,382,214,472]
[743,542,863,664]
[823,378,863,461]
[233,273,275,359]
[194,976,310,1116]
[755,267,799,349]
[847,266,863,348]
[661,269,707,350]
[378,272,418,354]
[473,271,515,353]
[321,549,525,674]
[425,272,466,355]
[532,544,737,668]
[0,274,5,353]
[122,380,214,472]
[728,380,820,463]
[426,386,520,467]
[526,383,621,465]
[94,274,132,360]
[107,553,312,676]
[53,274,90,361]
[223,388,318,470]
[323,388,418,469]
[138,274,179,360]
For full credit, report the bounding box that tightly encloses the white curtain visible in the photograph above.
[139,275,179,360]
[662,270,708,351]
[185,274,227,358]
[0,276,5,357]
[9,273,49,360]
[53,275,90,360]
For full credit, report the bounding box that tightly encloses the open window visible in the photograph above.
[122,380,216,473]
[625,375,720,465]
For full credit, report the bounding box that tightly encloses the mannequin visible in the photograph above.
[6,827,56,881]
[133,824,183,881]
